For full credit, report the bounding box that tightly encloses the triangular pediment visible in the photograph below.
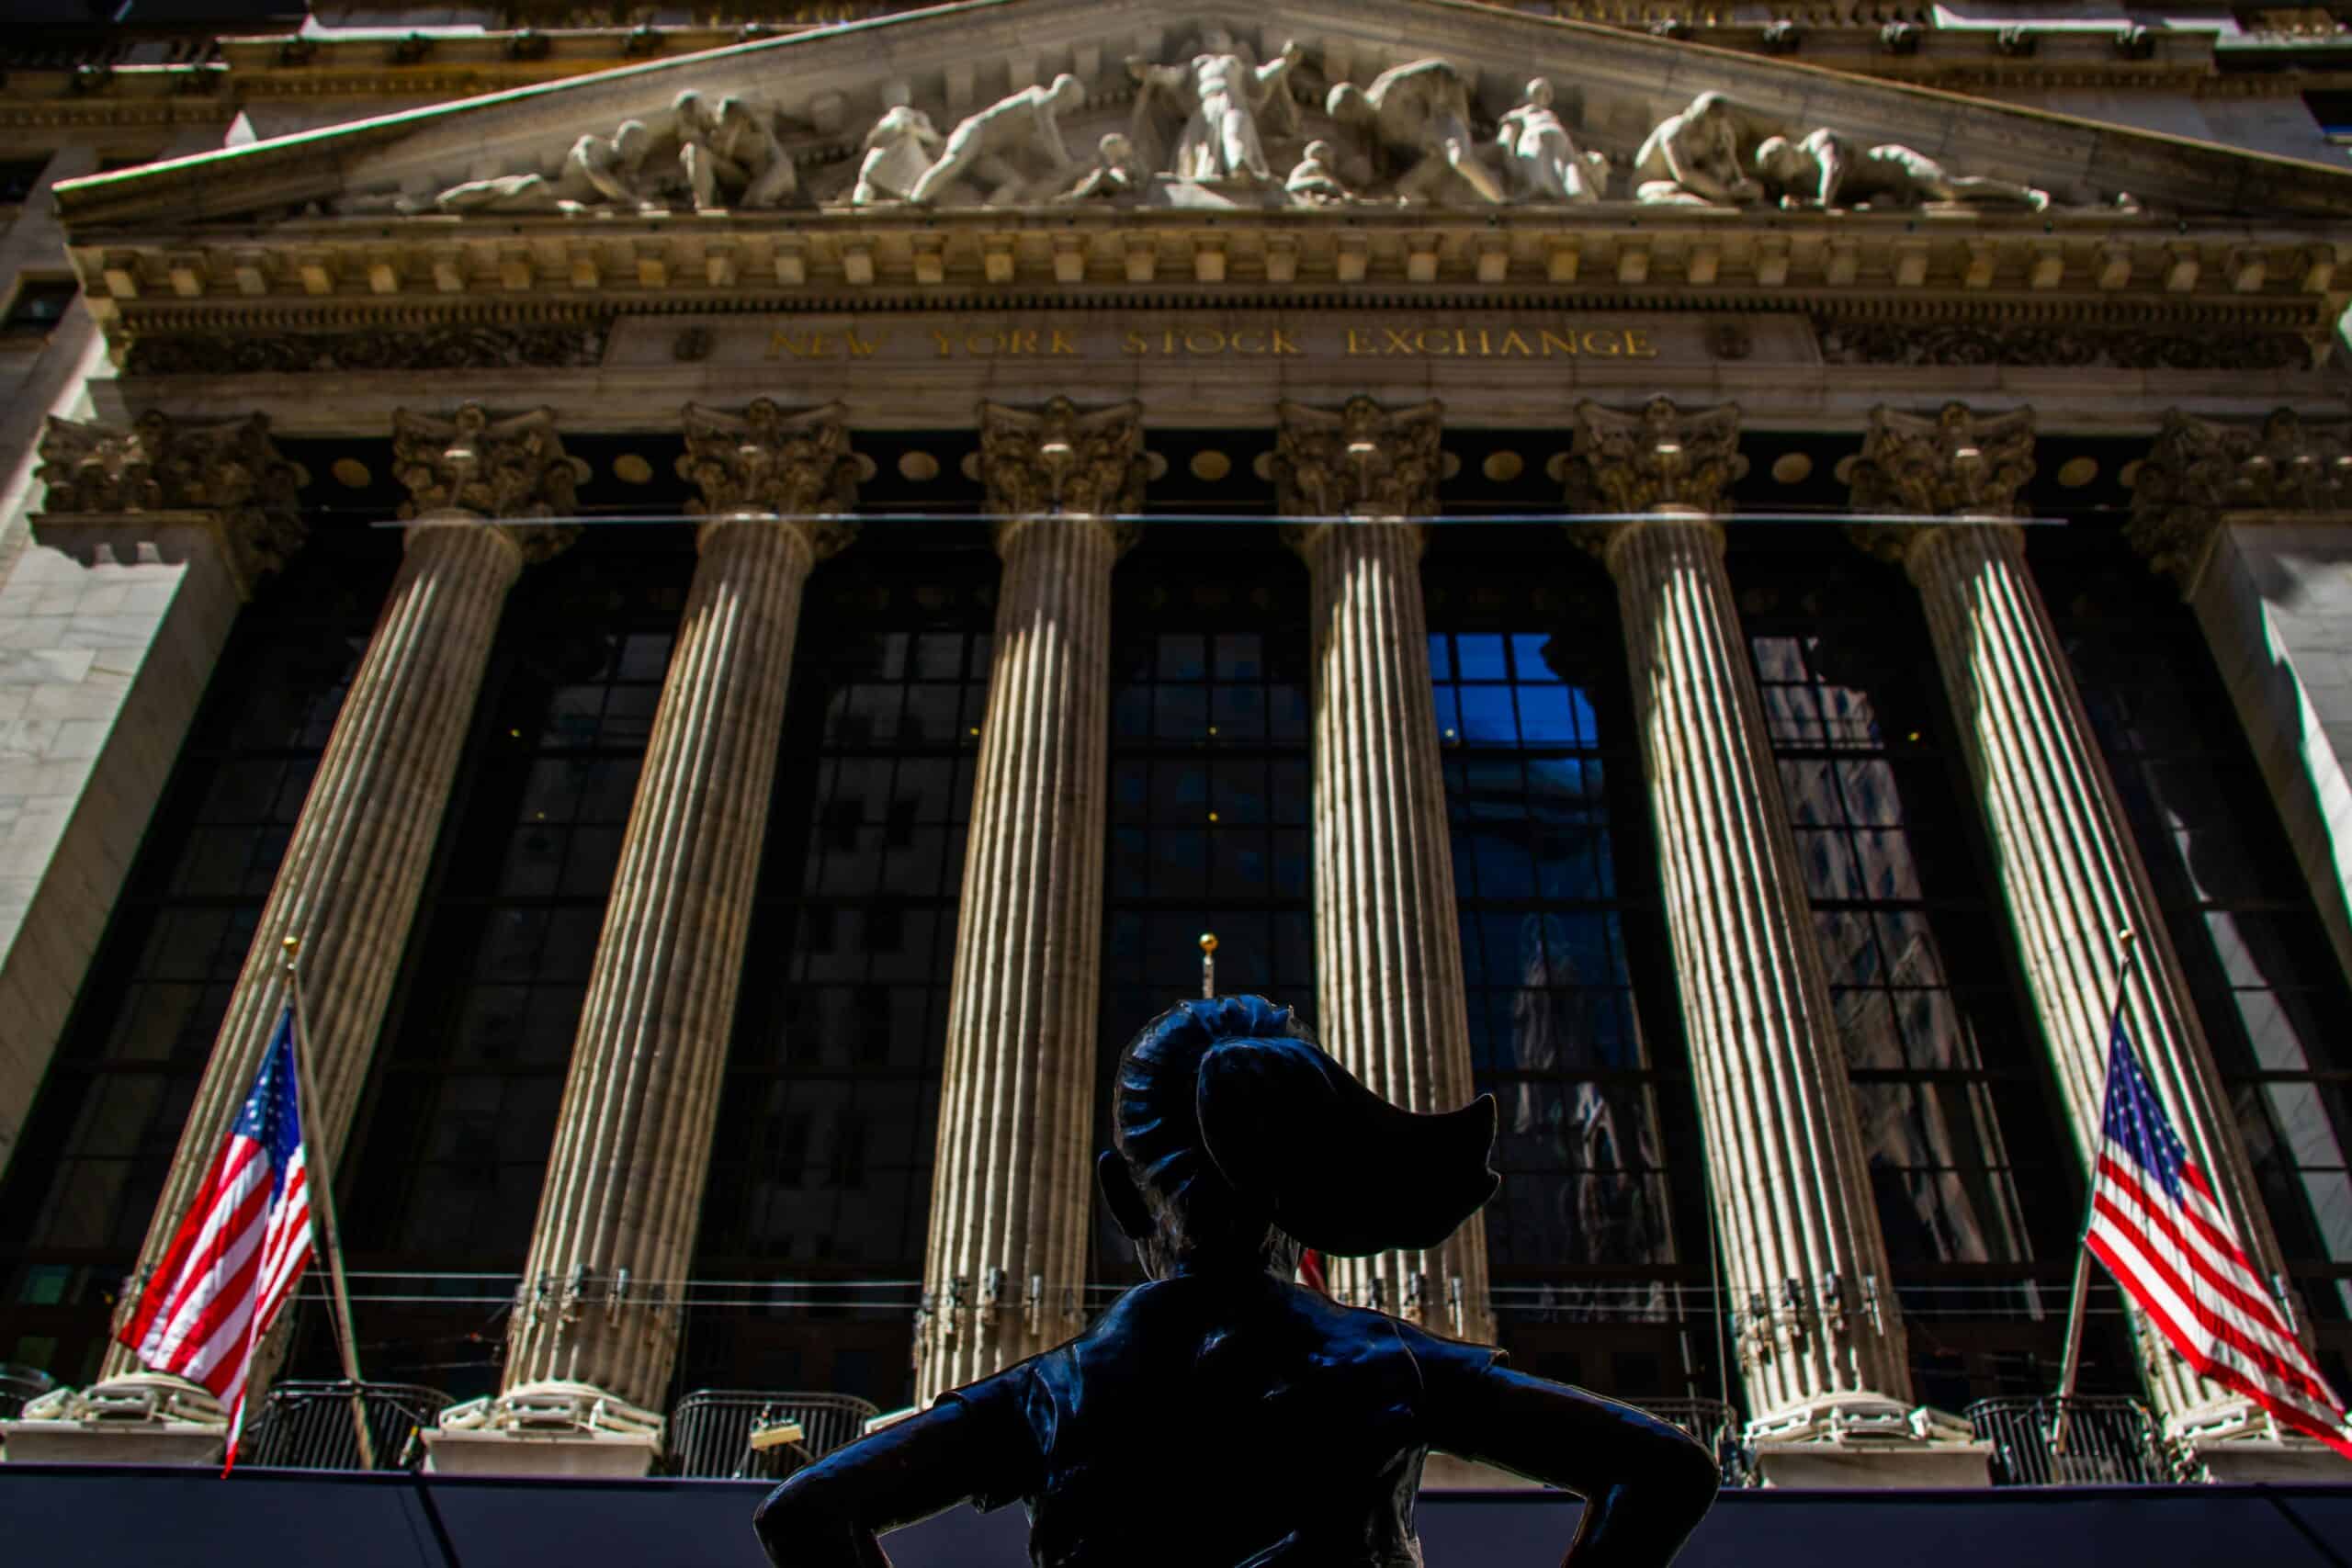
[49,0,2352,233]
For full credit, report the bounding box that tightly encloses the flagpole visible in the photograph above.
[2052,927,2139,1457]
[282,935,377,1472]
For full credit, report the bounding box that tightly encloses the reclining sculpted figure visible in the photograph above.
[754,995,1721,1568]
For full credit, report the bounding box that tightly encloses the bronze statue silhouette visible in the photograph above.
[755,995,1719,1567]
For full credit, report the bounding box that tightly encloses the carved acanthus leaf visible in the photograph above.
[1849,402,2037,521]
[391,403,588,558]
[678,399,862,558]
[1563,397,1747,516]
[35,411,309,587]
[1272,397,1442,518]
[977,397,1148,520]
[2128,408,2352,587]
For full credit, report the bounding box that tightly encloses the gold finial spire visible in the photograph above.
[1200,932,1217,999]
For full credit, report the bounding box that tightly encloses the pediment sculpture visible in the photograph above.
[373,39,2126,220]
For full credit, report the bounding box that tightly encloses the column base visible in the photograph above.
[1748,1395,1990,1489]
[2172,1396,2352,1483]
[424,1380,662,1478]
[1,1373,226,1466]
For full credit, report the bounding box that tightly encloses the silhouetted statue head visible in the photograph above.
[1097,996,1500,1280]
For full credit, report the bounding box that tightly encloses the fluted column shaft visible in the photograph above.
[1295,520,1494,1345]
[104,517,526,1379]
[502,518,823,1413]
[917,516,1118,1402]
[1601,516,1912,1422]
[1900,520,2296,1425]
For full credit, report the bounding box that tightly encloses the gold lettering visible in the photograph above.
[765,329,791,361]
[1009,330,1040,355]
[1123,330,1149,355]
[1231,330,1265,355]
[1623,328,1657,359]
[846,328,883,357]
[930,329,956,358]
[1184,328,1225,355]
[1581,330,1623,356]
[1383,328,1418,355]
[1500,331,1535,356]
[1415,328,1452,355]
[1475,330,1492,356]
[1538,330,1577,357]
[1165,329,1181,355]
[1346,328,1378,355]
[967,333,999,356]
[1272,328,1302,355]
[1051,329,1079,355]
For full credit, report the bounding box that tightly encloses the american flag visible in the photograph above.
[2084,1019,2352,1458]
[118,1007,315,1466]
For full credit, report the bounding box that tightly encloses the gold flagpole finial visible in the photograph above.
[1200,932,1217,999]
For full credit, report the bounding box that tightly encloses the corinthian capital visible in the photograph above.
[1273,397,1442,519]
[1563,397,1746,516]
[678,400,863,558]
[32,411,308,597]
[977,397,1147,520]
[392,403,589,560]
[2129,408,2352,589]
[1849,402,2036,518]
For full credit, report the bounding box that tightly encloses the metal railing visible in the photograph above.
[668,1391,882,1480]
[1638,1397,1754,1488]
[0,1364,56,1422]
[240,1381,456,1472]
[1967,1395,2174,1486]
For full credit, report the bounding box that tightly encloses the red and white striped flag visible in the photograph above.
[2085,1020,2352,1458]
[118,1008,314,1468]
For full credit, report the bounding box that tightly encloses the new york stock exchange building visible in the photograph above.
[4,0,2352,1560]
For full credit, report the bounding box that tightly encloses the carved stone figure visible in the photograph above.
[908,73,1088,206]
[1128,30,1303,185]
[1283,140,1353,206]
[1327,59,1507,205]
[1633,91,1764,207]
[852,105,944,206]
[1496,78,1607,203]
[676,91,797,210]
[425,121,662,214]
[1053,133,1147,203]
[1755,128,2050,210]
[752,997,1722,1568]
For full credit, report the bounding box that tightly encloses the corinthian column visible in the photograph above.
[1853,402,2316,1457]
[2130,409,2352,994]
[98,406,581,1404]
[458,403,862,1470]
[915,398,1140,1404]
[1273,397,1492,1348]
[1566,400,1963,1483]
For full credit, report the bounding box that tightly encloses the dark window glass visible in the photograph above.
[3,278,77,335]
[680,550,993,1412]
[1095,536,1317,1286]
[1426,547,1724,1407]
[0,525,392,1383]
[0,158,46,205]
[2041,521,2352,1391]
[336,531,691,1399]
[1737,543,2086,1404]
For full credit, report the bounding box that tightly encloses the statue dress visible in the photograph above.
[754,996,1720,1568]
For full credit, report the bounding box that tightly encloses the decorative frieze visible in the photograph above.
[1271,396,1442,518]
[390,403,588,559]
[124,321,610,375]
[1562,396,1747,516]
[1816,319,2313,371]
[975,396,1148,521]
[2129,408,2352,587]
[32,411,307,596]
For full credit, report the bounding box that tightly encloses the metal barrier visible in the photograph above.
[669,1391,883,1480]
[1637,1397,1755,1488]
[1966,1395,2173,1486]
[241,1381,455,1472]
[0,1365,56,1422]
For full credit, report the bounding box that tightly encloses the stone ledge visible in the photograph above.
[421,1427,660,1479]
[0,1418,223,1466]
